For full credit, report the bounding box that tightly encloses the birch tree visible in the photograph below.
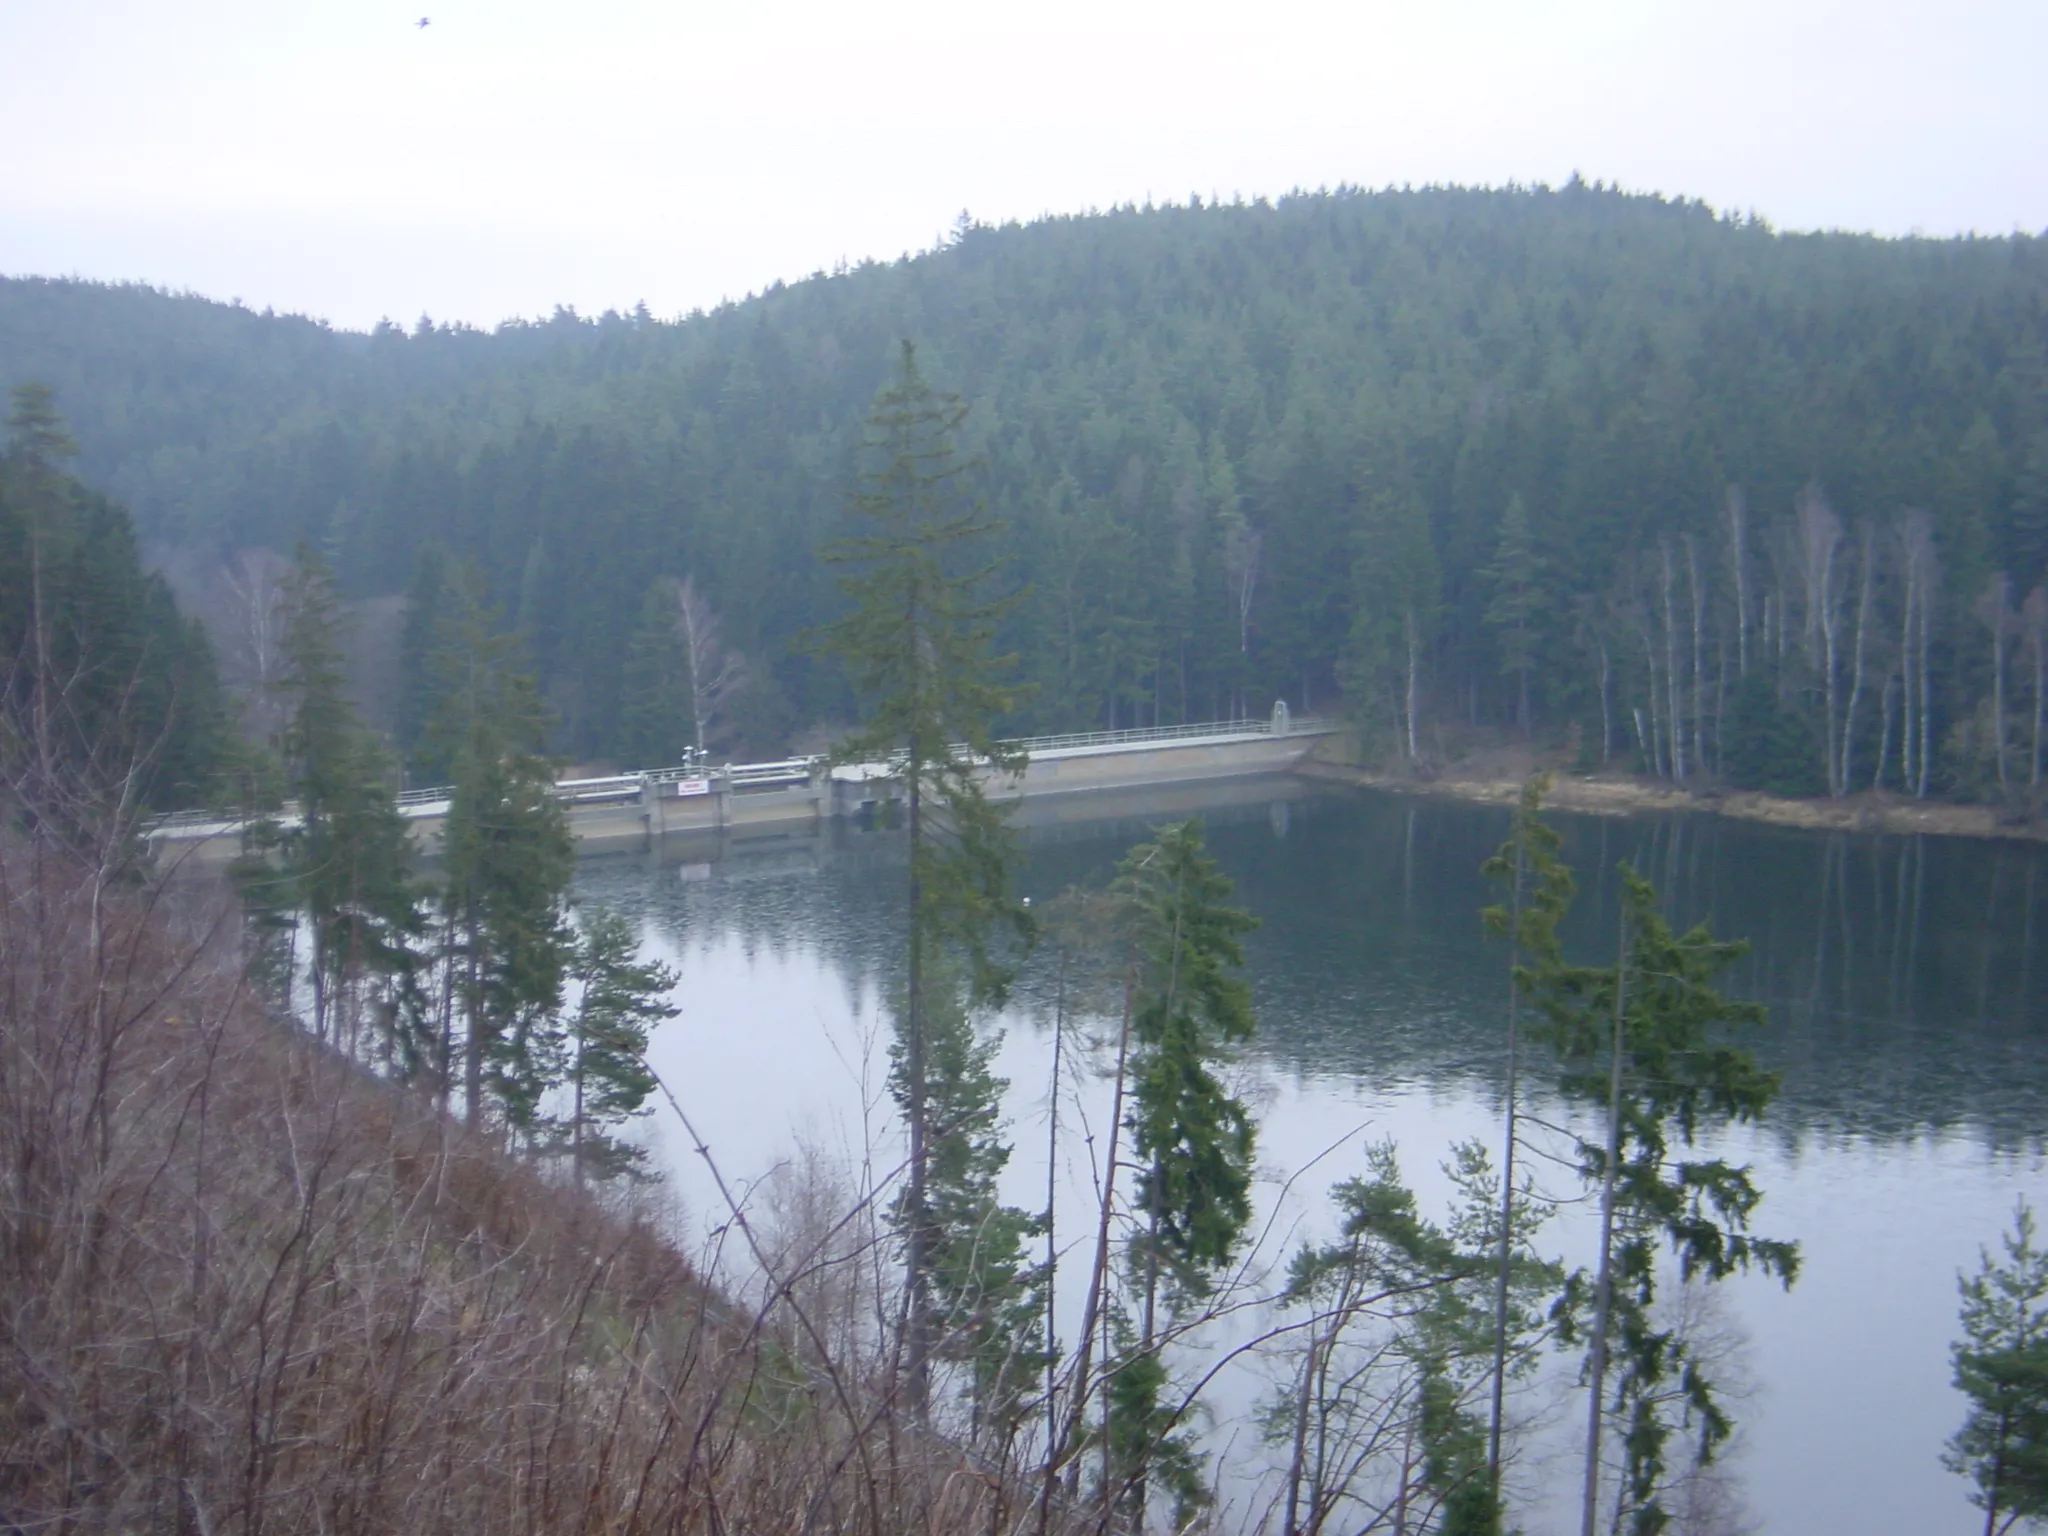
[1796,484,1844,796]
[674,574,748,757]
[1840,523,1877,797]
[1724,487,1751,680]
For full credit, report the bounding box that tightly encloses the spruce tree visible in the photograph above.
[555,904,675,1184]
[0,385,226,826]
[1345,482,1439,762]
[1946,1200,2048,1536]
[424,569,574,1129]
[616,581,694,767]
[276,550,419,1052]
[894,965,1045,1430]
[1273,1142,1557,1536]
[1104,818,1258,1525]
[396,543,449,779]
[1532,866,1800,1536]
[1484,494,1543,735]
[818,340,1032,1417]
[1479,776,1575,1505]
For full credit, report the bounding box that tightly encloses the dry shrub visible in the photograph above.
[0,839,1077,1536]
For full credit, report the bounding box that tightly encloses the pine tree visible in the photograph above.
[817,340,1032,1416]
[1946,1201,2048,1536]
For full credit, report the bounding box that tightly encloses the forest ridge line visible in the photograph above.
[5,182,2047,814]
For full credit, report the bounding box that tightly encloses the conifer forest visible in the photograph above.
[3,183,2048,1536]
[6,185,2048,800]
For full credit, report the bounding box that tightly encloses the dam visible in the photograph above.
[147,711,1345,863]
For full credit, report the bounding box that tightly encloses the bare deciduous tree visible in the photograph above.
[1796,484,1844,796]
[669,574,749,758]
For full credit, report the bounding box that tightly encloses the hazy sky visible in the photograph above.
[3,0,2043,332]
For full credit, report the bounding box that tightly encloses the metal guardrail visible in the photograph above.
[1006,716,1329,756]
[148,716,1333,839]
[726,759,815,791]
[150,806,246,829]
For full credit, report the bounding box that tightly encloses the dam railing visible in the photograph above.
[145,713,1335,844]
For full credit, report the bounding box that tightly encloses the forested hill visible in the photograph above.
[6,185,2047,797]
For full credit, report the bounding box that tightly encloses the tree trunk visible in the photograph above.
[1686,538,1706,778]
[903,766,930,1419]
[1579,904,1629,1536]
[1841,527,1875,796]
[1819,547,1842,798]
[2033,622,2046,789]
[1639,624,1667,780]
[1283,1329,1320,1536]
[1037,947,1070,1536]
[1059,977,1134,1497]
[1876,670,1897,793]
[1661,545,1685,782]
[1900,569,1919,794]
[1598,638,1613,763]
[1487,838,1526,1498]
[1917,572,1935,800]
[463,917,483,1125]
[1405,607,1421,763]
[572,1041,586,1190]
[1726,487,1750,678]
[1985,575,2011,794]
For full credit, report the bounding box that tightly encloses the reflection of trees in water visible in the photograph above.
[576,788,2048,1146]
[1225,793,2048,1144]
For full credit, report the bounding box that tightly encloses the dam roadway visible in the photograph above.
[147,712,1344,864]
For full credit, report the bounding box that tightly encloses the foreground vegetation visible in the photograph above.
[0,833,1089,1533]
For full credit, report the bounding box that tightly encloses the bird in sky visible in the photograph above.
[416,16,431,28]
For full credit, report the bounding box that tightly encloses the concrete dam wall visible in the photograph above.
[148,716,1345,865]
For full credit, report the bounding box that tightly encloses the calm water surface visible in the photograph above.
[576,783,2047,1536]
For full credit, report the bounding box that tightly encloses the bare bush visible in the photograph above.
[0,836,1090,1536]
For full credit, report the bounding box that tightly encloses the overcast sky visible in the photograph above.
[3,0,2043,332]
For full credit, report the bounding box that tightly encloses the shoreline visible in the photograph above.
[1296,758,2048,843]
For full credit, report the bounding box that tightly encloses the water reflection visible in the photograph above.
[576,781,2048,1536]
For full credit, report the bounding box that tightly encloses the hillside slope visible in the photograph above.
[6,186,2045,795]
[0,837,1036,1533]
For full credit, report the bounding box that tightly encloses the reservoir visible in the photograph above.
[577,781,2047,1535]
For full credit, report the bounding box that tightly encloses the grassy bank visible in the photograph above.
[1299,739,2048,843]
